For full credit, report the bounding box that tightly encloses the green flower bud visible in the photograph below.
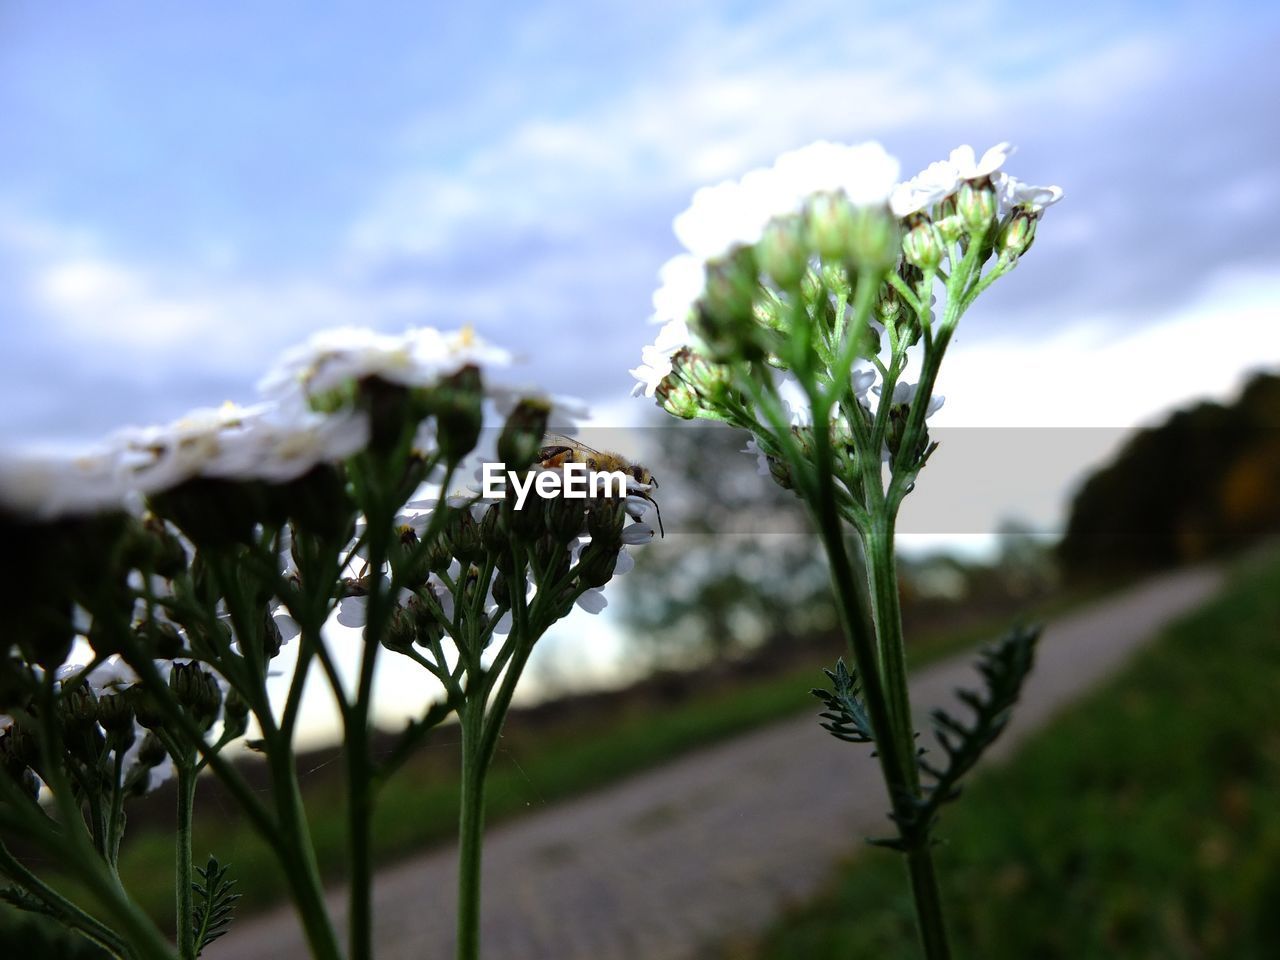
[381,605,418,654]
[447,507,484,565]
[478,502,509,560]
[846,205,901,274]
[997,210,1038,262]
[430,365,485,465]
[586,497,626,549]
[807,192,857,262]
[490,569,511,607]
[222,687,250,741]
[408,588,446,647]
[141,515,189,579]
[655,376,700,420]
[534,535,571,586]
[757,214,810,290]
[957,178,997,238]
[498,399,551,474]
[670,347,731,408]
[545,494,587,543]
[502,483,546,541]
[60,682,99,725]
[97,691,134,732]
[575,540,619,589]
[902,217,944,271]
[700,247,759,328]
[170,661,222,731]
[130,686,165,730]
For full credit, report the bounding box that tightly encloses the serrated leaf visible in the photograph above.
[192,855,241,956]
[903,623,1040,841]
[811,657,875,744]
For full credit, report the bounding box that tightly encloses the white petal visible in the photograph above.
[575,589,608,614]
[337,596,369,628]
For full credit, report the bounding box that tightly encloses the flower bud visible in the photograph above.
[757,214,809,290]
[957,178,997,238]
[655,376,700,420]
[142,515,189,579]
[408,588,446,647]
[545,494,586,543]
[447,507,484,565]
[60,681,99,725]
[430,365,485,465]
[807,194,899,273]
[502,483,545,541]
[575,540,619,589]
[498,399,551,474]
[381,605,418,654]
[223,687,250,740]
[902,217,944,271]
[534,535,571,586]
[586,497,626,549]
[490,569,511,608]
[670,347,731,408]
[997,210,1038,262]
[170,662,222,731]
[846,205,901,274]
[701,247,759,328]
[130,686,165,730]
[97,691,134,732]
[477,501,510,560]
[807,192,856,262]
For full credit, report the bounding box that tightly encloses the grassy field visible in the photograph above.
[739,550,1280,960]
[0,582,1103,946]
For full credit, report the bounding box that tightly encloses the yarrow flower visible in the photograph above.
[260,325,512,409]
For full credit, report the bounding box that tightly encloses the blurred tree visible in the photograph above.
[1060,372,1280,579]
[618,422,835,668]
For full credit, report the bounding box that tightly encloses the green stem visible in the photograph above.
[906,846,952,960]
[0,842,129,958]
[175,761,197,960]
[863,519,917,786]
[265,745,345,960]
[455,698,487,960]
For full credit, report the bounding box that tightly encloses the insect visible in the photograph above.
[535,434,663,537]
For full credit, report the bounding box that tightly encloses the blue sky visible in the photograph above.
[6,0,1279,726]
[3,1,1279,451]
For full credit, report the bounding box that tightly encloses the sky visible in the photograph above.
[5,1,1280,731]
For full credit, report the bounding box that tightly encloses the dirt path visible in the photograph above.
[219,566,1222,960]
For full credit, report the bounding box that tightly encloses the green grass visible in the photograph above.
[742,550,1280,960]
[1,582,1104,944]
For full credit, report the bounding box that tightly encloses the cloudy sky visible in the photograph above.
[5,1,1279,730]
[4,0,1279,446]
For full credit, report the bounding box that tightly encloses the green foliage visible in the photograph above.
[811,659,874,743]
[191,856,240,956]
[1060,372,1280,579]
[0,901,107,958]
[906,624,1039,839]
[748,550,1280,960]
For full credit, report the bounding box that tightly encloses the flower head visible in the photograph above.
[260,326,511,409]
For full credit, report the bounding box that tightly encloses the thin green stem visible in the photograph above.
[863,520,917,786]
[175,761,197,960]
[454,696,487,960]
[0,841,130,958]
[907,846,952,960]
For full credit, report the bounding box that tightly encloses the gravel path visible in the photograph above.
[220,566,1222,960]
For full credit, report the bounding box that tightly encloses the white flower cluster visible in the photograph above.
[631,140,1062,400]
[0,326,512,521]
